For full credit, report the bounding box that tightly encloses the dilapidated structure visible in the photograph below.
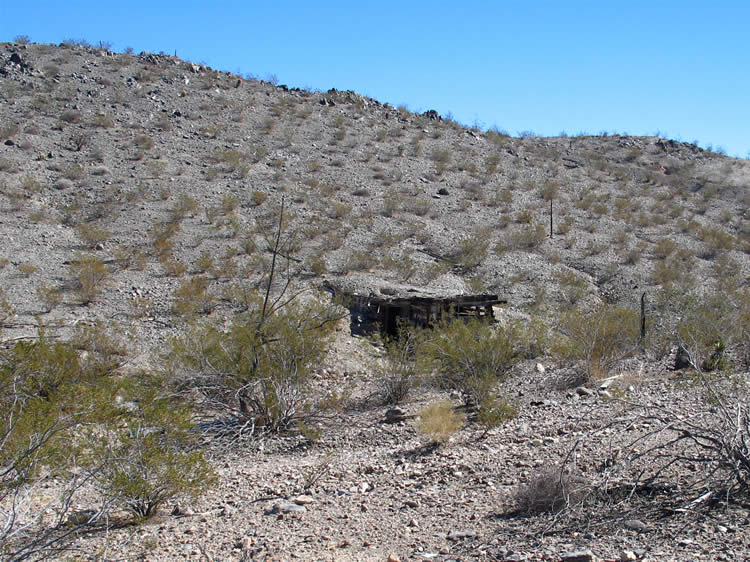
[324,276,505,337]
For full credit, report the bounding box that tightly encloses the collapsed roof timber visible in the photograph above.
[346,293,505,337]
[327,290,504,338]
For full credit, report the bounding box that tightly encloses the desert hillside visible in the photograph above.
[1,41,749,561]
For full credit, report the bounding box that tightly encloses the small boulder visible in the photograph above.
[384,407,407,423]
[561,550,597,562]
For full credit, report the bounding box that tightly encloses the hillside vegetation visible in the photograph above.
[1,41,749,560]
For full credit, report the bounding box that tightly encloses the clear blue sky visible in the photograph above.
[2,1,748,157]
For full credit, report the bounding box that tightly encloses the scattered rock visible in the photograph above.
[447,530,477,541]
[384,407,408,423]
[575,386,594,397]
[264,502,306,515]
[623,519,648,532]
[561,549,597,562]
[536,362,545,374]
[293,494,315,505]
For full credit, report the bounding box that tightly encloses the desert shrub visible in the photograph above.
[69,253,110,304]
[496,224,547,253]
[650,248,695,288]
[19,174,43,193]
[697,226,736,258]
[418,317,521,408]
[305,252,328,276]
[59,109,82,124]
[193,251,214,274]
[171,277,214,316]
[327,201,352,219]
[70,131,89,151]
[652,238,677,260]
[0,288,15,326]
[670,290,750,372]
[515,467,588,514]
[169,194,198,222]
[250,190,268,207]
[417,400,464,445]
[431,148,451,174]
[133,134,154,150]
[475,394,518,437]
[377,326,420,405]
[37,285,62,313]
[92,112,114,128]
[62,163,85,180]
[75,221,111,248]
[344,250,378,272]
[162,257,188,278]
[0,336,213,558]
[381,189,403,217]
[170,200,343,433]
[554,303,640,381]
[0,157,17,172]
[92,375,217,519]
[17,263,37,278]
[449,234,489,271]
[539,180,559,201]
[169,295,338,432]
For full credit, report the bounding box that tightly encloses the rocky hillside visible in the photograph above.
[1,41,748,346]
[1,41,750,561]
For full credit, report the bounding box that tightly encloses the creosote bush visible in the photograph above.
[169,199,343,433]
[0,332,214,559]
[92,375,217,519]
[376,324,420,405]
[169,294,339,432]
[554,303,640,381]
[418,317,521,408]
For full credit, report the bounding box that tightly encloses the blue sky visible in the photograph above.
[2,1,748,157]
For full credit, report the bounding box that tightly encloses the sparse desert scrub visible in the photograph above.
[171,277,215,316]
[515,467,588,514]
[553,303,640,382]
[376,325,420,405]
[68,252,110,304]
[37,284,63,312]
[496,223,547,253]
[75,221,111,248]
[169,294,338,432]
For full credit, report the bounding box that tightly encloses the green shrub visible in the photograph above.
[37,285,62,313]
[418,317,521,408]
[169,295,338,432]
[171,277,214,316]
[75,222,111,248]
[93,375,217,518]
[377,326,420,404]
[0,336,214,558]
[554,304,640,381]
